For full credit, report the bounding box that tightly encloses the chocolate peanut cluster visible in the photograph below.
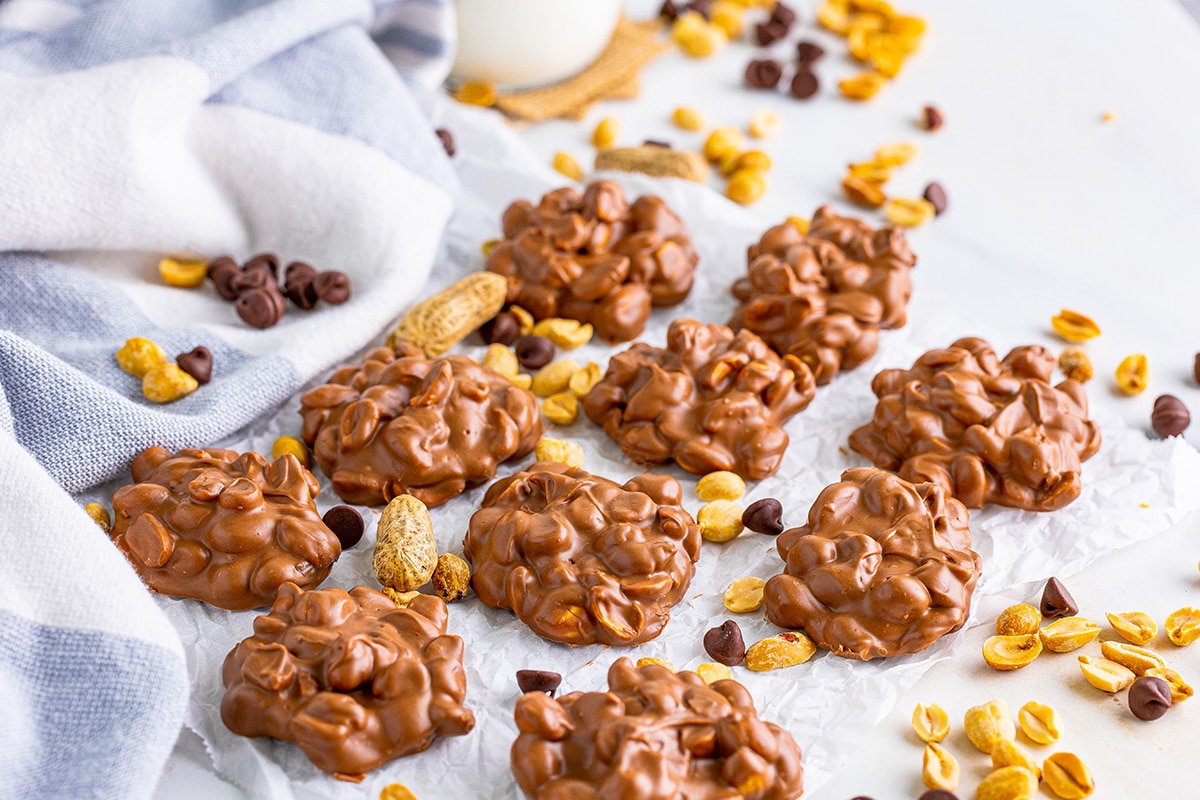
[511,657,804,800]
[221,584,474,779]
[485,181,698,342]
[764,468,981,660]
[109,447,340,610]
[583,319,816,479]
[729,205,916,385]
[848,337,1102,511]
[299,344,542,507]
[463,462,700,647]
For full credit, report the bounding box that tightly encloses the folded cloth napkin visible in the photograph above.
[0,2,456,798]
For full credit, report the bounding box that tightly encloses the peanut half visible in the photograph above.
[922,742,959,791]
[1050,309,1101,342]
[912,702,950,743]
[744,632,816,671]
[1165,606,1200,646]
[976,766,1038,800]
[1039,616,1100,653]
[982,633,1042,670]
[1017,701,1060,745]
[1099,640,1165,675]
[1042,752,1094,799]
[1114,353,1149,395]
[723,576,767,613]
[1144,667,1194,702]
[991,739,1040,780]
[1077,656,1135,693]
[1106,611,1157,645]
[696,471,746,502]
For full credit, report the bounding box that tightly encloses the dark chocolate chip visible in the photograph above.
[788,68,820,100]
[516,669,562,697]
[795,40,826,64]
[515,334,555,370]
[1151,394,1191,437]
[684,0,712,19]
[175,346,213,385]
[918,791,960,800]
[323,505,365,549]
[313,271,352,305]
[235,287,286,328]
[659,0,680,20]
[703,620,746,666]
[1129,676,1173,720]
[744,59,784,90]
[206,255,238,280]
[922,104,945,131]
[1194,353,1200,385]
[742,498,784,536]
[848,796,878,800]
[1039,576,1078,618]
[643,139,673,149]
[770,2,797,28]
[755,18,789,47]
[284,261,317,283]
[283,262,319,309]
[229,263,277,297]
[208,259,242,301]
[479,312,520,346]
[243,252,280,279]
[923,182,948,216]
[435,128,456,158]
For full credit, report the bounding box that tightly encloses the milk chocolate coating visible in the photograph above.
[299,343,542,507]
[730,205,916,385]
[511,657,804,800]
[486,181,699,342]
[464,462,700,647]
[109,447,341,611]
[221,584,474,779]
[848,337,1102,511]
[582,319,817,479]
[764,468,981,660]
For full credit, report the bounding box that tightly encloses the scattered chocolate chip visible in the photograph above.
[770,2,797,28]
[313,271,352,305]
[923,182,948,216]
[754,18,789,47]
[1129,676,1173,720]
[479,312,520,346]
[788,68,819,100]
[283,262,319,310]
[207,258,242,301]
[206,255,238,280]
[1151,395,1191,437]
[744,59,784,90]
[435,128,456,158]
[322,505,365,549]
[684,0,712,19]
[658,0,680,20]
[1194,353,1200,385]
[922,104,945,131]
[243,252,280,279]
[229,263,276,297]
[742,498,784,535]
[918,791,960,800]
[642,139,673,149]
[235,286,286,328]
[795,40,825,64]
[516,669,563,697]
[848,797,878,800]
[703,620,746,666]
[175,346,213,385]
[515,334,554,370]
[1039,576,1078,618]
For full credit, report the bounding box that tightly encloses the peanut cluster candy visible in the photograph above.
[464,463,700,647]
[729,205,917,385]
[764,468,981,660]
[486,181,699,342]
[299,344,542,507]
[221,584,473,780]
[511,657,804,800]
[849,337,1102,511]
[583,319,817,479]
[110,447,340,611]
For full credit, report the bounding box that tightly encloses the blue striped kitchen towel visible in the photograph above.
[0,2,457,798]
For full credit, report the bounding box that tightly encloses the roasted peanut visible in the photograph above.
[695,661,733,684]
[535,437,584,468]
[272,435,311,469]
[991,739,1040,780]
[568,362,604,398]
[674,13,727,58]
[726,169,767,205]
[1042,752,1094,799]
[1165,606,1200,646]
[481,239,499,257]
[922,742,959,791]
[509,305,535,334]
[379,782,419,800]
[431,553,471,602]
[531,358,579,398]
[1057,347,1094,382]
[748,107,781,139]
[553,151,584,181]
[883,197,935,227]
[452,81,496,107]
[842,174,886,208]
[672,106,706,131]
[847,160,895,182]
[964,699,1016,754]
[976,766,1039,800]
[785,215,810,235]
[1145,667,1194,702]
[997,603,1042,636]
[839,70,886,101]
[710,0,745,37]
[1077,656,1135,692]
[1100,640,1165,675]
[542,392,579,426]
[874,141,919,166]
[703,127,746,162]
[698,500,745,542]
[373,494,437,592]
[912,702,950,743]
[142,363,199,403]
[158,257,208,288]
[388,272,508,358]
[745,632,816,671]
[381,587,422,607]
[1017,701,1060,745]
[482,343,520,378]
[1106,611,1158,645]
[723,576,766,613]
[1039,616,1100,653]
[1050,309,1101,342]
[635,657,675,671]
[816,0,850,34]
[983,633,1042,670]
[116,337,168,378]
[510,373,533,390]
[591,117,621,150]
[532,318,593,349]
[1114,353,1149,395]
[84,503,111,533]
[696,471,746,502]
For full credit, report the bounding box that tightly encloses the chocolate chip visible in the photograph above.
[795,40,825,64]
[788,68,820,100]
[922,104,945,131]
[207,258,242,301]
[703,620,746,666]
[658,0,680,20]
[284,262,319,310]
[435,127,456,158]
[754,18,789,47]
[744,59,784,90]
[515,334,555,370]
[243,252,280,279]
[229,263,276,297]
[742,498,784,535]
[923,182,948,216]
[206,255,238,280]
[1039,576,1078,618]
[770,2,797,28]
[516,669,562,697]
[918,791,960,800]
[643,139,673,149]
[479,312,520,346]
[1194,353,1200,385]
[175,346,213,385]
[1129,676,1173,720]
[235,287,286,328]
[1151,394,1191,437]
[313,271,352,305]
[323,505,365,549]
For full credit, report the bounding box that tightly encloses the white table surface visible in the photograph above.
[156,1,1200,797]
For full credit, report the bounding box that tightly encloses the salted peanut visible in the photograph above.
[695,661,734,684]
[374,494,438,592]
[510,373,533,390]
[1017,701,1060,745]
[839,70,887,101]
[532,318,593,350]
[676,19,728,58]
[710,1,745,37]
[983,633,1042,670]
[1077,656,1135,692]
[1057,347,1094,382]
[733,150,772,173]
[452,81,496,107]
[997,604,1042,636]
[568,362,604,399]
[1050,309,1101,342]
[1114,353,1149,395]
[703,127,746,162]
[744,632,816,672]
[912,703,950,743]
[635,657,675,670]
[1099,640,1165,675]
[816,0,851,34]
[1039,616,1100,653]
[508,305,535,335]
[723,576,766,613]
[1042,752,1094,799]
[785,216,810,236]
[922,742,959,791]
[481,239,500,257]
[116,336,168,378]
[888,14,927,37]
[542,392,579,426]
[142,363,199,403]
[482,343,520,378]
[976,766,1039,800]
[1145,667,1194,702]
[842,174,887,208]
[884,197,935,228]
[157,257,208,288]
[531,358,579,397]
[552,151,584,181]
[846,26,873,61]
[847,161,895,182]
[696,471,746,502]
[591,116,621,150]
[874,141,920,166]
[388,272,508,358]
[1106,611,1158,645]
[381,587,421,607]
[991,739,1040,780]
[963,699,1016,755]
[748,107,781,139]
[726,170,766,206]
[1165,607,1200,646]
[534,437,584,468]
[379,782,418,800]
[867,42,906,79]
[84,503,111,533]
[698,500,745,543]
[672,106,707,131]
[272,435,312,469]
[431,553,471,602]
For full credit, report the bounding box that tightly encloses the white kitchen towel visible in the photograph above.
[0,2,456,798]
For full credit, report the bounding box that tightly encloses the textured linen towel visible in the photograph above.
[0,2,456,798]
